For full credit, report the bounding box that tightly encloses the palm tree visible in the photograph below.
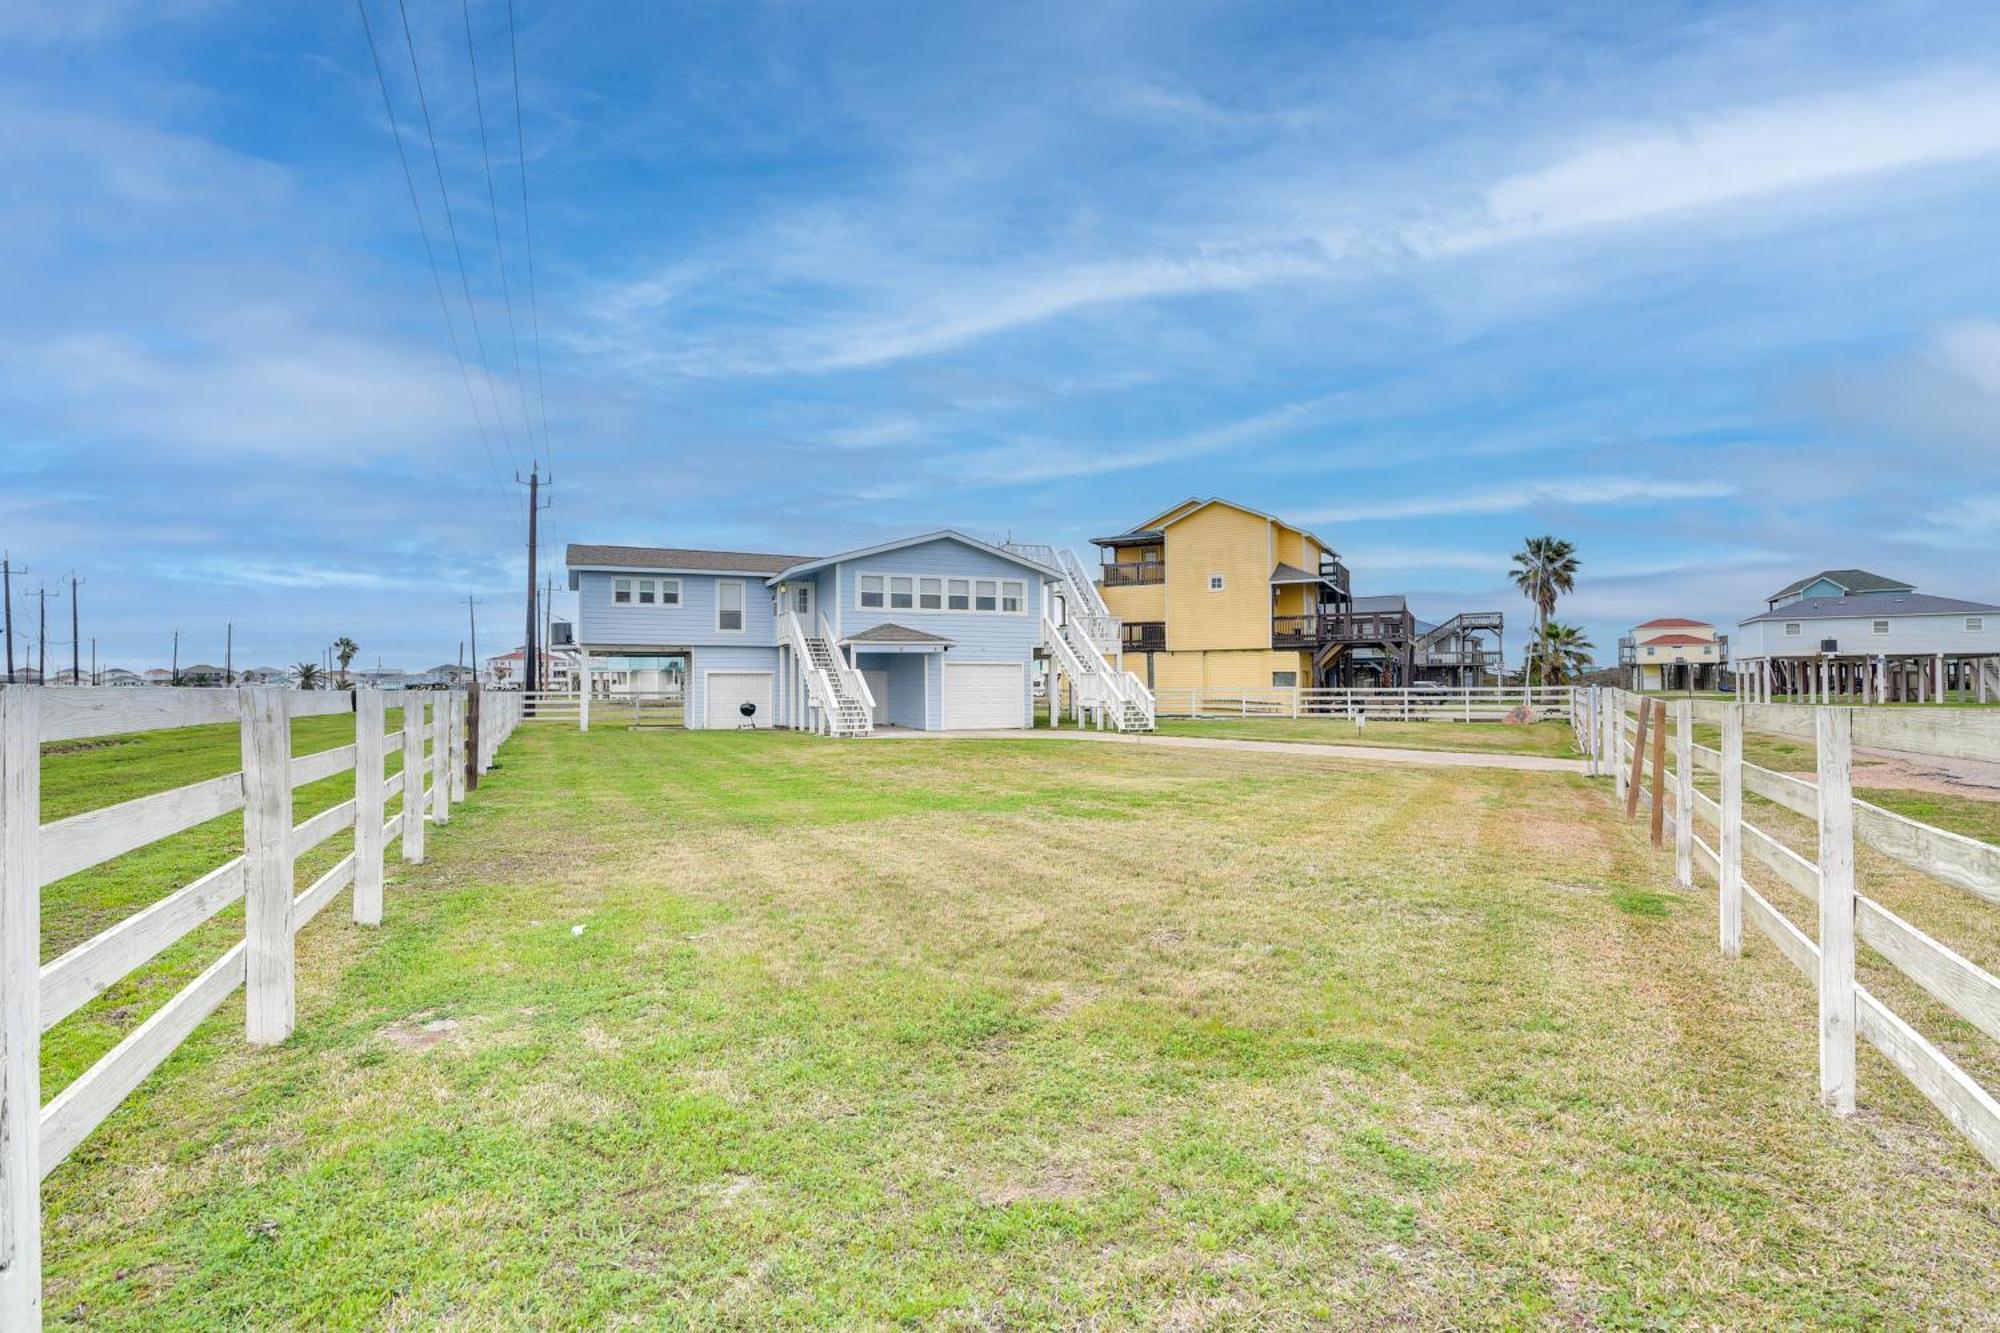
[292,662,324,691]
[1510,536,1579,684]
[333,636,359,687]
[1535,622,1596,685]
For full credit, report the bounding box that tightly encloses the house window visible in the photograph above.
[1872,620,1890,635]
[1969,617,1986,632]
[1272,670,1297,688]
[717,580,745,632]
[890,576,915,610]
[975,579,998,612]
[659,579,681,606]
[613,578,633,604]
[1783,622,1801,636]
[637,579,656,605]
[859,574,885,609]
[947,578,970,610]
[1208,574,1226,591]
[1000,580,1024,613]
[919,577,943,610]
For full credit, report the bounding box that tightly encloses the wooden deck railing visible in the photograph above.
[0,684,522,1325]
[1599,687,2000,1173]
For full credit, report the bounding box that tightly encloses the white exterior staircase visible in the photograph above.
[1005,540,1155,732]
[782,611,875,736]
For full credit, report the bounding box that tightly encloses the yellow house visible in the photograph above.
[1092,497,1349,691]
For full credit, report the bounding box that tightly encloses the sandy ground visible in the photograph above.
[1850,747,2000,802]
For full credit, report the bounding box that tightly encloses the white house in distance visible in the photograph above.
[1733,568,2000,702]
[1620,618,1725,691]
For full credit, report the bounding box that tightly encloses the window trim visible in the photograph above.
[1871,619,1890,636]
[613,577,633,605]
[1208,574,1226,592]
[858,573,886,610]
[889,575,915,610]
[715,579,747,634]
[658,578,682,607]
[1969,617,1985,632]
[919,577,943,611]
[1783,622,1802,636]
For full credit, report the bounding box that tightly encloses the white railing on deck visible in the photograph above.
[0,683,524,1324]
[1042,612,1153,730]
[817,611,875,724]
[1602,688,2000,1174]
[1155,685,1573,722]
[1003,541,1119,653]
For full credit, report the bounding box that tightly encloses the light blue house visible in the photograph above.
[567,531,1145,733]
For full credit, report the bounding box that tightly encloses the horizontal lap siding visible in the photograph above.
[576,571,778,648]
[689,646,782,730]
[834,539,1045,729]
[856,652,928,728]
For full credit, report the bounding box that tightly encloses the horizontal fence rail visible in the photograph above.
[1153,685,1573,723]
[0,683,524,1327]
[1597,686,2000,1173]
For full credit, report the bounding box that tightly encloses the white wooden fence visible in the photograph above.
[1597,686,2000,1172]
[0,684,522,1326]
[1154,685,1574,722]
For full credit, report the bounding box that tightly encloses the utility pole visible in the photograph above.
[172,629,180,685]
[2,555,15,683]
[225,623,234,685]
[90,637,97,685]
[466,595,482,685]
[69,574,82,686]
[516,469,551,693]
[31,586,55,683]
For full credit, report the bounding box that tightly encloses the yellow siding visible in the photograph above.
[1145,649,1309,691]
[1163,504,1274,652]
[1102,579,1165,623]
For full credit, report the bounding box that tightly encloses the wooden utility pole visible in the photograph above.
[464,685,481,792]
[225,623,233,685]
[171,629,179,685]
[466,595,481,685]
[30,587,55,684]
[68,576,82,687]
[2,555,15,682]
[517,469,550,693]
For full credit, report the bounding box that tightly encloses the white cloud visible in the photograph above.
[1431,72,2000,253]
[967,394,1346,483]
[1305,477,1736,524]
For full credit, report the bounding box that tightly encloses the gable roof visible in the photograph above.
[1131,497,1335,557]
[769,529,1059,582]
[1742,592,2000,624]
[842,623,955,645]
[1635,617,1709,629]
[1768,569,1914,601]
[567,543,813,575]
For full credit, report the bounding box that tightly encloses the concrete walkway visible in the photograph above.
[868,727,1590,774]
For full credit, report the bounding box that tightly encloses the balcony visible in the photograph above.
[1271,615,1323,648]
[1121,621,1166,653]
[1102,562,1164,587]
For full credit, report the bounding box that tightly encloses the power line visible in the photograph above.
[461,0,537,457]
[506,0,553,472]
[395,0,523,479]
[353,0,516,521]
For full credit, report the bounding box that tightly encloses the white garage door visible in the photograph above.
[704,671,773,729]
[944,662,1024,730]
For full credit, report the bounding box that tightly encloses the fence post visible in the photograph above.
[431,694,451,826]
[240,687,295,1046]
[448,692,466,805]
[1817,705,1857,1114]
[0,687,43,1327]
[1625,697,1650,821]
[1674,699,1693,887]
[467,685,484,786]
[402,696,426,863]
[1720,703,1743,958]
[353,689,385,927]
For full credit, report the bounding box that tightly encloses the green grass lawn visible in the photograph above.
[1153,715,1581,758]
[38,725,2000,1327]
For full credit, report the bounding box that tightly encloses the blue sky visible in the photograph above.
[4,0,2000,672]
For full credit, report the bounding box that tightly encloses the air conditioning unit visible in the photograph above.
[1820,638,1839,653]
[550,620,575,646]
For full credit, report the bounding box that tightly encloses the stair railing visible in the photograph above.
[780,610,842,735]
[815,611,875,728]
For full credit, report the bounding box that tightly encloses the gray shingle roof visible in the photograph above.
[566,543,816,574]
[1270,562,1325,584]
[1743,592,2000,623]
[1768,568,1914,600]
[1350,594,1409,613]
[1089,528,1164,547]
[842,623,954,645]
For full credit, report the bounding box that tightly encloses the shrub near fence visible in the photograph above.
[1595,685,2000,1172]
[0,684,522,1327]
[1154,685,1574,722]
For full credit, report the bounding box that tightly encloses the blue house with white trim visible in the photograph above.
[568,531,1113,733]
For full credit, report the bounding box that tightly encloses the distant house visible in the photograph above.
[1735,571,2000,702]
[353,668,412,689]
[485,647,578,692]
[409,664,476,688]
[142,668,173,686]
[1620,618,1727,691]
[101,668,143,687]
